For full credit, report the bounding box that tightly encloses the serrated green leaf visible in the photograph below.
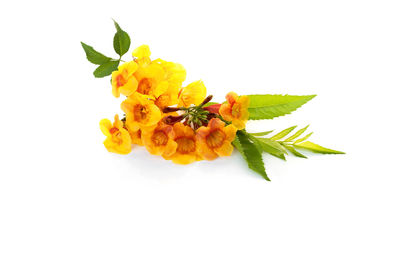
[294,132,313,144]
[232,136,244,155]
[93,60,119,78]
[285,125,309,142]
[249,130,273,136]
[270,126,297,140]
[247,94,316,120]
[113,20,131,56]
[294,141,345,154]
[81,42,111,65]
[236,131,270,181]
[283,145,308,158]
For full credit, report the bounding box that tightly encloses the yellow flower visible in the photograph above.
[128,128,143,146]
[142,123,177,156]
[99,115,132,154]
[131,45,167,100]
[133,44,151,58]
[111,61,138,98]
[163,122,199,164]
[121,93,162,132]
[196,118,237,160]
[178,80,207,107]
[219,92,250,130]
[153,59,186,108]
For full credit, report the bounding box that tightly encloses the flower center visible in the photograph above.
[133,104,148,122]
[206,130,225,148]
[176,137,196,154]
[151,131,168,146]
[231,103,241,118]
[110,127,122,144]
[137,78,153,95]
[115,73,126,87]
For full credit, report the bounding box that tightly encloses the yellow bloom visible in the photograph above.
[163,122,199,164]
[121,93,162,132]
[142,123,177,156]
[128,128,143,146]
[132,45,151,59]
[196,118,237,160]
[111,61,138,98]
[178,80,207,107]
[219,92,250,130]
[153,59,186,108]
[99,115,132,154]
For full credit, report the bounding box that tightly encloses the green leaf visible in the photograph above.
[294,141,345,154]
[249,130,273,136]
[93,60,120,78]
[283,145,308,158]
[81,42,111,65]
[249,135,287,160]
[232,136,244,154]
[285,125,309,142]
[270,126,297,140]
[235,131,270,181]
[113,20,131,56]
[247,94,316,120]
[294,132,313,144]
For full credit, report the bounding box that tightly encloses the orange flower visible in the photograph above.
[99,115,132,154]
[163,122,199,164]
[111,61,139,98]
[128,128,143,146]
[121,93,162,132]
[142,123,177,156]
[196,118,237,160]
[219,92,250,130]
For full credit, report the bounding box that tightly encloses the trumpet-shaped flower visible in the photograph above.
[99,115,132,154]
[121,93,162,132]
[219,92,250,130]
[111,61,139,98]
[132,45,169,100]
[178,80,207,107]
[142,123,177,156]
[196,118,237,160]
[163,122,199,164]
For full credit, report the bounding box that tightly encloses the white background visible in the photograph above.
[1,0,399,265]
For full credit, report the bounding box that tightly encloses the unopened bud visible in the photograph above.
[163,107,181,113]
[163,115,185,125]
[200,95,213,106]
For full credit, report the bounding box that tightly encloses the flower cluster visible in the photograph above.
[100,45,250,164]
[83,21,343,180]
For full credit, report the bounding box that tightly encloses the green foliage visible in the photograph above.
[270,126,297,140]
[285,125,309,142]
[294,141,345,154]
[113,20,131,57]
[248,135,287,160]
[294,132,313,144]
[283,144,307,158]
[81,42,111,65]
[247,94,316,120]
[234,131,270,181]
[249,130,273,136]
[93,60,120,78]
[233,125,344,180]
[82,20,133,78]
